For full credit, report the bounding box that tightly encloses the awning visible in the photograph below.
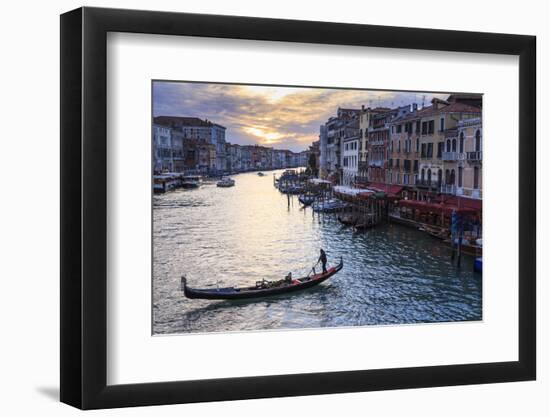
[435,195,482,211]
[399,199,479,215]
[367,182,404,195]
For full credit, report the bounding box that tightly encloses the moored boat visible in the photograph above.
[312,199,347,213]
[181,175,201,189]
[153,174,180,193]
[181,258,343,300]
[298,194,316,206]
[337,213,358,226]
[217,177,235,187]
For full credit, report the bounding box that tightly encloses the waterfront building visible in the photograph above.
[367,108,397,184]
[453,117,482,199]
[413,97,481,201]
[357,106,389,184]
[240,146,252,171]
[320,107,360,184]
[153,116,227,173]
[170,130,186,172]
[387,104,419,189]
[153,124,173,173]
[319,125,328,178]
[342,119,360,186]
[308,140,320,176]
[180,138,216,173]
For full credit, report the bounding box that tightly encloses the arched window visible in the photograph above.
[452,139,457,152]
[421,168,425,182]
[475,130,481,152]
[427,169,432,184]
[437,169,442,187]
[474,166,480,189]
[459,132,464,153]
[446,140,451,152]
[458,167,463,187]
[450,169,456,185]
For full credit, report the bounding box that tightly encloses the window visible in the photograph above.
[427,169,432,184]
[416,138,420,152]
[416,121,421,133]
[437,142,443,158]
[459,132,464,153]
[421,121,428,135]
[427,143,433,158]
[475,130,481,152]
[440,117,445,131]
[421,143,427,158]
[396,125,402,133]
[413,160,419,172]
[458,167,463,187]
[437,169,442,186]
[428,120,435,134]
[395,159,400,168]
[421,168,425,181]
[397,140,401,153]
[446,140,451,152]
[452,139,457,152]
[474,166,480,189]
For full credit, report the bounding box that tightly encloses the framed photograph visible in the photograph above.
[60,6,536,409]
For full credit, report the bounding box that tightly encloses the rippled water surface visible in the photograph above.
[153,170,481,334]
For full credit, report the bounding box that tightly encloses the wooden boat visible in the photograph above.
[257,172,265,176]
[353,221,375,232]
[216,177,235,187]
[418,225,449,240]
[298,194,315,206]
[443,237,483,257]
[337,214,358,226]
[181,258,343,300]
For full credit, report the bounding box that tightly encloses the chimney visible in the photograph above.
[413,103,418,111]
[361,105,365,111]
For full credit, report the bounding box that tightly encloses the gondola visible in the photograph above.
[181,258,343,300]
[298,194,315,206]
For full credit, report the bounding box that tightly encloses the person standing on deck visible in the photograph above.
[318,249,328,273]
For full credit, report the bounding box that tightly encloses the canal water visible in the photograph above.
[153,169,482,335]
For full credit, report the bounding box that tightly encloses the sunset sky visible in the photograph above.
[153,81,448,152]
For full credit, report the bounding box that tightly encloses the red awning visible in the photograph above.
[399,199,479,216]
[435,195,482,211]
[367,182,404,195]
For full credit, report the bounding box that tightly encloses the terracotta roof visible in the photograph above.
[154,116,226,129]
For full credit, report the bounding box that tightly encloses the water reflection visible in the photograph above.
[153,170,481,334]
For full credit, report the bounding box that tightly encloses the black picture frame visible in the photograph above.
[60,6,536,410]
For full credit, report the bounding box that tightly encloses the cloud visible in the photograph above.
[153,81,448,152]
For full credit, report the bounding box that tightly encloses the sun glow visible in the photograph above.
[244,127,284,144]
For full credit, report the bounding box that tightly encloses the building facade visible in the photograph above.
[153,124,173,172]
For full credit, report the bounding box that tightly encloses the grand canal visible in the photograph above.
[153,169,482,335]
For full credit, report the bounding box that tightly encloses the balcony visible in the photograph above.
[467,151,482,161]
[440,184,457,195]
[415,179,439,190]
[442,152,466,161]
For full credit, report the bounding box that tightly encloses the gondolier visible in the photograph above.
[318,248,328,273]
